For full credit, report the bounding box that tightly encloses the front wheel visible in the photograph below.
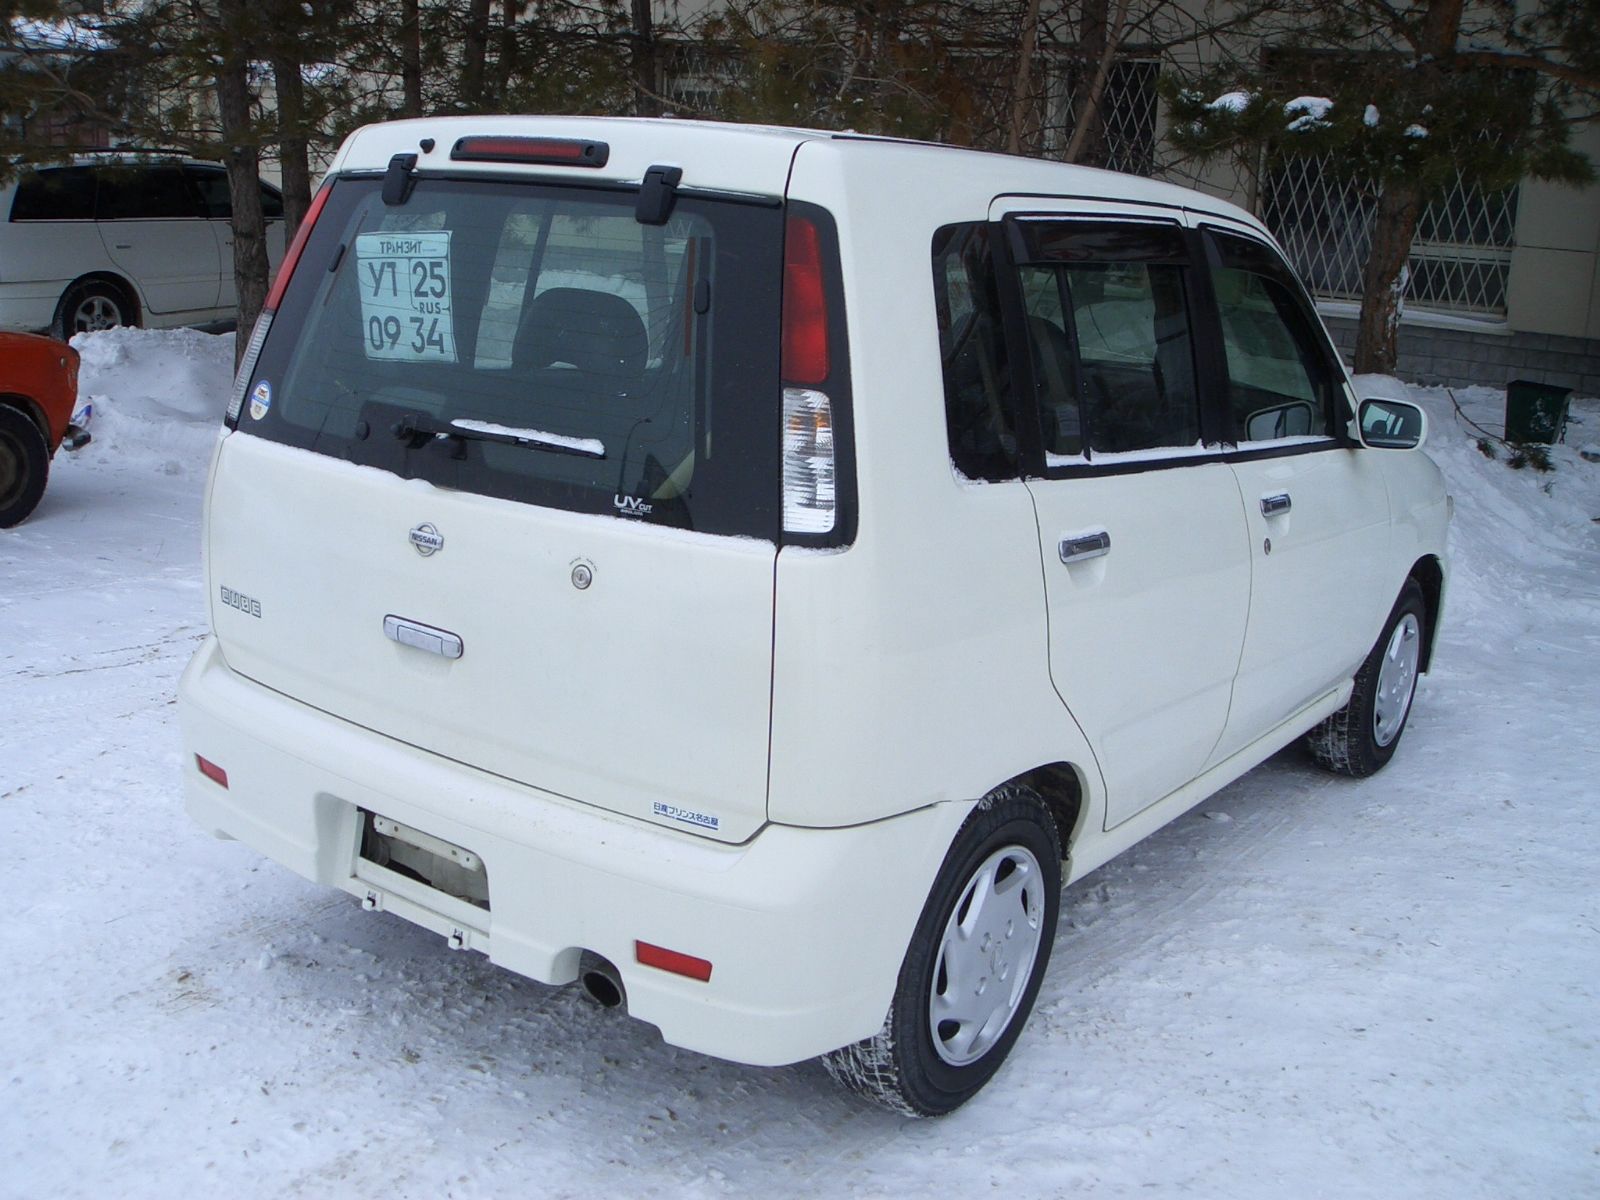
[0,406,50,528]
[1306,580,1427,777]
[822,785,1061,1116]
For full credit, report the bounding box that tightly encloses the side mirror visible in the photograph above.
[1358,397,1427,450]
[1245,399,1317,441]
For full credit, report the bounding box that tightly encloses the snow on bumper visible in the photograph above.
[178,636,966,1067]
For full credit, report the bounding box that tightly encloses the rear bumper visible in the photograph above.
[178,636,966,1066]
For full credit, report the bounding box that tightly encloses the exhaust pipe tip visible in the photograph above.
[578,952,626,1012]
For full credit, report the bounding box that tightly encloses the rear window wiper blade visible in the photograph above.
[391,411,606,459]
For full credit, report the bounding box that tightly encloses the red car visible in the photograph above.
[0,331,90,527]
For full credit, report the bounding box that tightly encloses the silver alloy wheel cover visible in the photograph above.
[928,843,1045,1067]
[1373,612,1421,747]
[73,293,122,333]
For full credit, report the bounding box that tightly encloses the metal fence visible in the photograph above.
[1263,152,1519,317]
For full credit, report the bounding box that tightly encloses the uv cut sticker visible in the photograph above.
[355,230,458,363]
[249,379,272,421]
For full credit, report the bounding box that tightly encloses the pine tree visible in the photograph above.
[1165,0,1598,374]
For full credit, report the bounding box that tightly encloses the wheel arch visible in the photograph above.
[993,761,1087,866]
[58,272,143,327]
[1408,554,1444,672]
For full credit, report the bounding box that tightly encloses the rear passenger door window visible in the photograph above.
[1008,220,1202,463]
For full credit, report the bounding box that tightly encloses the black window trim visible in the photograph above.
[985,210,1361,482]
[995,211,1224,479]
[1191,221,1357,452]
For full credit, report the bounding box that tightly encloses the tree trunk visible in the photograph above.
[1065,0,1129,167]
[632,0,659,117]
[1352,0,1462,374]
[461,0,492,111]
[270,43,311,240]
[1006,0,1042,155]
[217,0,270,368]
[495,0,518,104]
[1353,179,1423,375]
[401,0,423,116]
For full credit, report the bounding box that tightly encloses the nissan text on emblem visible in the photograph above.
[409,522,444,556]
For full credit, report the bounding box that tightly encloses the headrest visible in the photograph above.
[514,288,648,383]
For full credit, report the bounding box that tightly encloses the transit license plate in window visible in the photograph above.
[355,230,458,363]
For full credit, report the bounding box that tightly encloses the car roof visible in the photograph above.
[327,115,1263,233]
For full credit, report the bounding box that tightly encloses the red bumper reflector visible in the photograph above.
[450,136,609,168]
[635,940,713,982]
[195,754,229,789]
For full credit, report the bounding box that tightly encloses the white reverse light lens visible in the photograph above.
[782,386,836,535]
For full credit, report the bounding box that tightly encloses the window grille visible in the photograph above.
[1263,152,1518,318]
[1050,58,1159,176]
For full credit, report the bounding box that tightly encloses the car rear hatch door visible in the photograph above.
[205,168,784,843]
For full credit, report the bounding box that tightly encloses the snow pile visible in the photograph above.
[1284,95,1334,133]
[1207,90,1255,113]
[69,327,234,479]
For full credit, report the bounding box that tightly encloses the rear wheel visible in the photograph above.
[55,279,133,341]
[1306,580,1427,777]
[822,784,1061,1116]
[0,406,50,528]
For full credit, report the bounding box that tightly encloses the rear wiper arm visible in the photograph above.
[391,411,606,460]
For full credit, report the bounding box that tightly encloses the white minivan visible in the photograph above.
[179,117,1450,1115]
[0,154,286,339]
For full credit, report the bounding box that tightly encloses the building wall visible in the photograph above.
[1322,316,1600,397]
[1506,122,1600,341]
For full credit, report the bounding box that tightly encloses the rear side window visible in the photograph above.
[244,176,783,540]
[932,223,1016,481]
[1013,220,1201,461]
[187,166,230,218]
[10,167,96,221]
[188,167,286,221]
[97,166,199,220]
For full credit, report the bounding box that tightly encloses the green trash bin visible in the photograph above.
[1505,380,1572,445]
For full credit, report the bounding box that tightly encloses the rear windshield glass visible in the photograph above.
[243,176,783,539]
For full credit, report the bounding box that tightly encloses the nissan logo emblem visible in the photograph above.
[409,522,444,556]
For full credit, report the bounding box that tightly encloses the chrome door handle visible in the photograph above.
[1260,493,1292,516]
[1059,530,1111,563]
[383,614,463,659]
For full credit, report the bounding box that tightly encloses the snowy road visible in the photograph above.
[3,329,1597,1198]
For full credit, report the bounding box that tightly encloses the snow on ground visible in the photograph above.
[3,329,1598,1198]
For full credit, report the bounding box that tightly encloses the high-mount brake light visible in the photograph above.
[450,136,609,168]
[635,940,713,983]
[781,216,829,386]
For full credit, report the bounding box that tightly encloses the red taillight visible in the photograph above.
[264,181,333,312]
[195,755,229,789]
[450,136,609,168]
[781,215,829,386]
[635,940,713,982]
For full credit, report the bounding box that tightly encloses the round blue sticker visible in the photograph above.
[249,379,272,421]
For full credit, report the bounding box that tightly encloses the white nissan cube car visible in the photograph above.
[179,117,1449,1116]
